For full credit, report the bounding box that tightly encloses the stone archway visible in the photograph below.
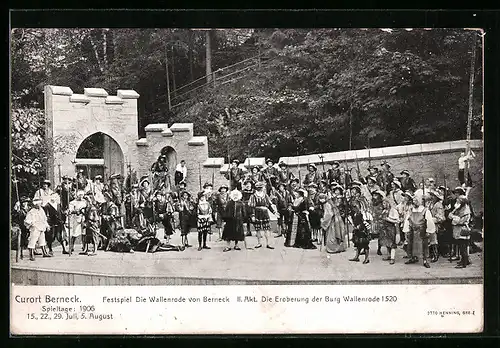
[75,132,124,181]
[160,146,178,175]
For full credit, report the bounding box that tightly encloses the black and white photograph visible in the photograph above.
[10,24,485,334]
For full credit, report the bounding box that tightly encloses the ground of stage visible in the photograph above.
[11,226,483,285]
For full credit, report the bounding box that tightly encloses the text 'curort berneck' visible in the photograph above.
[15,295,81,303]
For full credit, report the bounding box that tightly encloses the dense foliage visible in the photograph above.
[11,28,482,196]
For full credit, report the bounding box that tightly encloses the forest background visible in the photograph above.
[10,28,482,195]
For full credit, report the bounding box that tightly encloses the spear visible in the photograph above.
[12,167,21,262]
[86,164,95,203]
[58,164,62,186]
[420,144,426,206]
[67,177,72,257]
[127,161,133,229]
[354,150,362,181]
[344,152,350,248]
[198,163,202,191]
[227,142,232,190]
[297,153,302,188]
[318,154,326,181]
[367,135,372,169]
[211,167,215,187]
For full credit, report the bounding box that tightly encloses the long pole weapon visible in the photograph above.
[58,164,62,186]
[355,150,362,182]
[465,35,477,195]
[420,144,426,206]
[318,154,326,182]
[367,135,372,169]
[344,152,350,248]
[198,163,202,192]
[227,142,232,190]
[297,153,302,188]
[13,167,21,262]
[443,148,452,263]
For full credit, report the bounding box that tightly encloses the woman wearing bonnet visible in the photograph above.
[222,189,250,251]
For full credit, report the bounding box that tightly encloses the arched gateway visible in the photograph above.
[75,132,125,180]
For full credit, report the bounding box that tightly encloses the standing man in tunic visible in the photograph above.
[403,193,436,268]
[303,163,321,187]
[399,170,417,193]
[277,161,295,187]
[174,160,188,186]
[225,159,244,191]
[68,190,88,254]
[33,179,61,255]
[151,154,171,192]
[458,150,475,189]
[262,158,279,194]
[324,161,341,184]
[56,175,73,254]
[24,197,52,261]
[379,161,395,194]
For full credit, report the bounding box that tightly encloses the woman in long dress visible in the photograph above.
[292,188,317,249]
[222,189,247,251]
[321,192,346,254]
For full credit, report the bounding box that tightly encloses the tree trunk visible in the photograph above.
[103,28,109,70]
[188,29,194,82]
[88,30,103,73]
[165,44,171,110]
[206,30,212,83]
[112,29,117,62]
[171,45,177,95]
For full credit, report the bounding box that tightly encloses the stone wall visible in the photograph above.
[278,140,483,213]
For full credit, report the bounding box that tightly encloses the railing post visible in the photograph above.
[213,71,216,87]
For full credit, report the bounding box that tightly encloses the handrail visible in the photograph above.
[172,53,264,95]
[171,63,258,102]
[215,64,258,82]
[170,54,273,108]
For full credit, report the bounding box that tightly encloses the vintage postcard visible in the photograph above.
[10,25,484,334]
